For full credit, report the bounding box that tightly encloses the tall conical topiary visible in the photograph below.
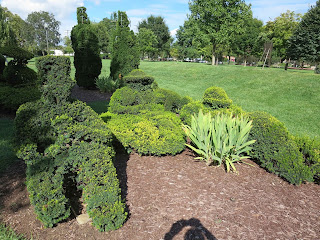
[110,11,140,80]
[71,7,102,88]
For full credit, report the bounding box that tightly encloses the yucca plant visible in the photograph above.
[95,76,120,93]
[182,110,255,173]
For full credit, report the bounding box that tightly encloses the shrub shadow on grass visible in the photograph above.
[164,218,217,240]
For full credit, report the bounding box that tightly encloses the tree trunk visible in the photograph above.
[211,44,216,66]
[244,56,247,67]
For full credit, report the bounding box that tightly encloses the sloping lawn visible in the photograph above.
[140,61,320,138]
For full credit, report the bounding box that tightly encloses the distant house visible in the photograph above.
[53,50,64,56]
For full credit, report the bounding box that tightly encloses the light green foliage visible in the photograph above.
[95,76,120,93]
[263,10,301,59]
[189,0,252,64]
[138,15,171,57]
[102,111,186,155]
[247,111,314,185]
[137,28,158,59]
[183,110,255,172]
[0,223,26,240]
[203,86,232,109]
[0,5,17,47]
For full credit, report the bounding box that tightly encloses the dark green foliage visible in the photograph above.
[102,111,185,156]
[203,86,232,109]
[110,11,140,80]
[36,56,75,105]
[71,7,101,88]
[287,1,320,64]
[109,86,162,114]
[0,53,5,76]
[0,83,41,111]
[315,65,320,74]
[247,111,313,185]
[3,65,37,86]
[123,69,154,91]
[153,88,192,113]
[0,46,34,62]
[15,57,126,231]
[294,135,320,182]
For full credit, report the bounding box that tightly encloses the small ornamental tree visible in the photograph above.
[71,7,101,88]
[287,0,320,72]
[110,11,139,80]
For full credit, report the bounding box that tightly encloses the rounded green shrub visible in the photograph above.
[0,83,41,111]
[180,101,211,126]
[102,111,186,156]
[153,88,191,113]
[123,69,154,91]
[247,111,313,185]
[315,65,320,74]
[3,65,37,86]
[203,86,232,109]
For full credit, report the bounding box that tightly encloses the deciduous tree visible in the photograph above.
[25,11,60,55]
[189,0,251,65]
[137,28,158,59]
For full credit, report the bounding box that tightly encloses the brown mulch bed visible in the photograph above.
[1,87,319,240]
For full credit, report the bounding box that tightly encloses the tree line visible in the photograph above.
[1,0,320,68]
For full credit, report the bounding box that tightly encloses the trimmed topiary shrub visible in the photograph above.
[123,69,154,91]
[180,100,243,126]
[294,135,320,183]
[3,64,37,86]
[109,86,163,115]
[110,11,140,80]
[203,86,232,109]
[102,110,186,155]
[315,65,320,74]
[71,7,102,88]
[0,83,41,111]
[247,111,313,185]
[15,56,127,231]
[153,88,192,113]
[35,56,75,105]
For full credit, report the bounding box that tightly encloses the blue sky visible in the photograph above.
[1,0,316,38]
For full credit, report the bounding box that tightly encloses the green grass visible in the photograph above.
[28,58,319,138]
[138,61,320,138]
[0,224,26,240]
[0,118,18,173]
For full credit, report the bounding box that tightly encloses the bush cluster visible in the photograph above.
[95,76,120,93]
[104,69,186,155]
[15,56,126,230]
[246,111,314,185]
[0,46,39,111]
[103,111,185,155]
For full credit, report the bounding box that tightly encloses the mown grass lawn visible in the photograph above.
[28,58,319,138]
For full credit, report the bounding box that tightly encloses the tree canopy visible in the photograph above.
[189,0,252,65]
[138,15,171,57]
[137,28,158,59]
[287,0,320,64]
[26,11,60,55]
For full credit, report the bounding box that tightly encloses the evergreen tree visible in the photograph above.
[287,1,320,67]
[110,11,139,80]
[71,7,101,88]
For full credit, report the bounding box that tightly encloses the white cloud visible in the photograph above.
[1,0,83,37]
[170,28,178,37]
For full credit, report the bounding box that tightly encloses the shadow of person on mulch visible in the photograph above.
[164,218,217,240]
